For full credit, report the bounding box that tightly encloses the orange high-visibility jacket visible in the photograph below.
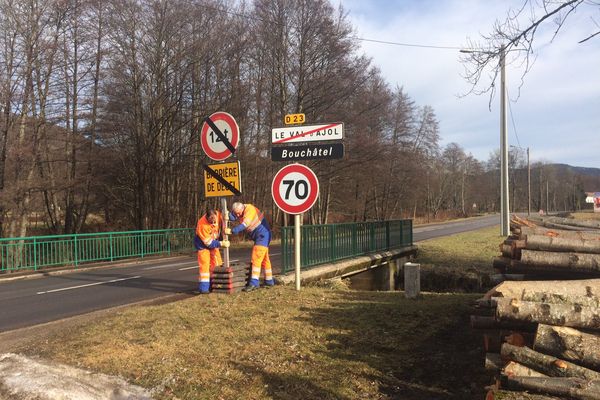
[194,211,222,250]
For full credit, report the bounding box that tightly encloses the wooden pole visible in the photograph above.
[294,213,301,291]
[220,197,229,269]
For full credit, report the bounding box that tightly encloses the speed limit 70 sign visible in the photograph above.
[272,164,319,214]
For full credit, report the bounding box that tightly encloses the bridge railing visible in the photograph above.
[0,229,194,272]
[280,219,413,273]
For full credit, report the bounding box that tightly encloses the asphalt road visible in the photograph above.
[0,215,500,333]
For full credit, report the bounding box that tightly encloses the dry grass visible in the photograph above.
[18,287,487,399]
[10,225,508,399]
[416,226,501,272]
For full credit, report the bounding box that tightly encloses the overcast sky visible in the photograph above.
[338,0,600,169]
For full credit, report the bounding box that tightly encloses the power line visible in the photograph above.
[506,88,523,149]
[202,2,464,51]
[351,37,464,50]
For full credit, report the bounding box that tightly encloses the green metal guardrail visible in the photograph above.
[280,219,413,273]
[0,229,194,272]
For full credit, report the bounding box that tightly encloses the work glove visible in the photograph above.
[220,240,230,248]
[224,228,232,235]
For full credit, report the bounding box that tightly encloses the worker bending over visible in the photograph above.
[194,209,229,294]
[227,202,273,291]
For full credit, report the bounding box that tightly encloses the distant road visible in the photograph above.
[413,214,500,242]
[0,214,499,332]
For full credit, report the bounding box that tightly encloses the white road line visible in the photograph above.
[37,276,142,295]
[178,259,240,271]
[143,261,195,270]
[270,252,280,256]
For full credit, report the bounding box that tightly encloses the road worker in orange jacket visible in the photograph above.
[194,209,229,293]
[227,202,273,291]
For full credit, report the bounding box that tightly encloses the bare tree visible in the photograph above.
[461,0,598,97]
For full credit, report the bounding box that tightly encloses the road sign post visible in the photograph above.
[272,164,319,290]
[200,111,241,269]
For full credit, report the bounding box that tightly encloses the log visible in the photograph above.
[520,226,600,241]
[485,353,503,373]
[540,221,593,231]
[520,250,600,274]
[543,217,600,230]
[534,324,600,371]
[470,315,536,331]
[504,264,599,279]
[486,388,564,400]
[501,243,514,258]
[503,361,548,378]
[501,376,600,400]
[482,279,600,302]
[525,234,600,255]
[485,333,502,352]
[501,343,600,380]
[496,298,600,330]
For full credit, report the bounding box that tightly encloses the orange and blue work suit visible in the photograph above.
[194,211,223,293]
[230,204,273,287]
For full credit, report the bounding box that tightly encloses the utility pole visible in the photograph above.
[460,46,510,234]
[527,147,531,216]
[500,47,510,236]
[546,180,550,213]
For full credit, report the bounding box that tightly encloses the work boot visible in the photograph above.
[242,284,259,292]
[263,279,275,288]
[198,282,210,294]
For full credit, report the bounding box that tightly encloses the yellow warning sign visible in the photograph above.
[203,161,242,197]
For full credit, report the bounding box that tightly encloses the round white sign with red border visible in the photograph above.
[200,111,240,161]
[272,164,319,214]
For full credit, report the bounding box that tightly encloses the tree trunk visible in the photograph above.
[483,279,600,302]
[540,217,600,230]
[519,250,600,274]
[470,315,536,332]
[503,361,548,378]
[519,226,600,241]
[534,324,600,371]
[525,234,600,254]
[501,376,600,400]
[486,353,503,373]
[501,343,600,380]
[496,298,600,330]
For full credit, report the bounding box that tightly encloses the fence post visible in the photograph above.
[110,234,114,261]
[352,224,357,256]
[141,232,145,258]
[167,232,171,255]
[74,235,79,267]
[385,221,390,250]
[370,223,375,252]
[33,237,38,271]
[328,225,335,262]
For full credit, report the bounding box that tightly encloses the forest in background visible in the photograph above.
[0,0,597,239]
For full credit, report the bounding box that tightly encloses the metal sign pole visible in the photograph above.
[294,213,301,291]
[220,197,230,269]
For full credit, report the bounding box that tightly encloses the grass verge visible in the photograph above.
[10,226,507,399]
[16,287,488,399]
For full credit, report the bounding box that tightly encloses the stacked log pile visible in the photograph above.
[474,279,600,399]
[475,216,600,399]
[494,215,600,278]
[211,262,250,294]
